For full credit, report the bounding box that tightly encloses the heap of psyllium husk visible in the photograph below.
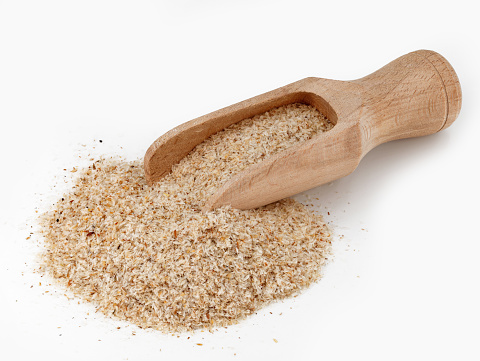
[39,103,334,332]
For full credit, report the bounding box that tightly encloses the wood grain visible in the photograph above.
[144,50,462,210]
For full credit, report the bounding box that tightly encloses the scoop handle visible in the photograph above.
[353,50,462,152]
[204,50,462,210]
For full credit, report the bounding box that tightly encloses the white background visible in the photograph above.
[1,1,479,360]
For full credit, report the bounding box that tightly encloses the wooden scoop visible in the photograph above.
[144,50,462,210]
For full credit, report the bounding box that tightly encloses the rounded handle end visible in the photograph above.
[415,50,462,130]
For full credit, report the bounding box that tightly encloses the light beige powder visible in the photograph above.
[39,103,334,332]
